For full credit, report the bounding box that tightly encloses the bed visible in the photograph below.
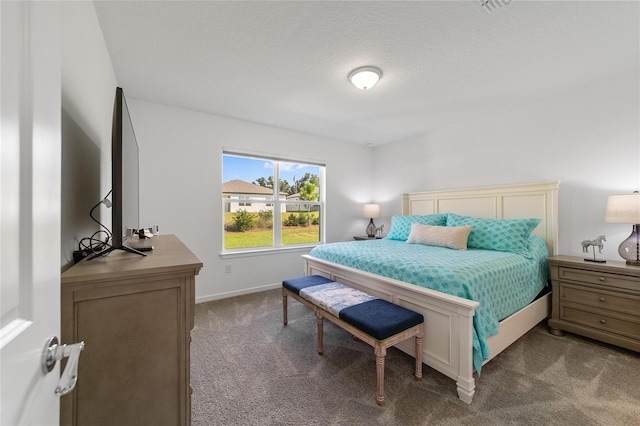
[302,181,559,404]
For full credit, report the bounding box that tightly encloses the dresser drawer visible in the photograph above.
[558,267,640,292]
[560,304,640,341]
[560,283,640,316]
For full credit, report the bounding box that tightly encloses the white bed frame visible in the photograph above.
[302,181,559,404]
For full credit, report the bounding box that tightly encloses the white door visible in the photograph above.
[1,1,63,425]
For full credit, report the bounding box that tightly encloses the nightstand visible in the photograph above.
[547,255,640,352]
[353,236,382,241]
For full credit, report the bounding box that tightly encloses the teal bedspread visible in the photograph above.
[309,236,549,373]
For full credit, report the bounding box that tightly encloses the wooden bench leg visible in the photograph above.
[282,288,288,326]
[415,332,423,381]
[316,311,324,355]
[282,280,424,406]
[374,344,386,406]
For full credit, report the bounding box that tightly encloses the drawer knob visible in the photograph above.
[599,297,606,302]
[598,276,605,282]
[600,319,607,324]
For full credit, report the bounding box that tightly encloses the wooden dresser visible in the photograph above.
[60,235,202,426]
[547,255,640,352]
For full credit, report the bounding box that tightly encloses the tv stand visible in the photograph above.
[86,243,146,260]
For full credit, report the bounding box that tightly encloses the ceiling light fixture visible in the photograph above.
[479,0,511,13]
[349,66,382,91]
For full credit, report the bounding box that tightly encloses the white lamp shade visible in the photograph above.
[605,193,640,224]
[363,203,380,219]
[349,67,381,90]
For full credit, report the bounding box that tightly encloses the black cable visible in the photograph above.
[89,189,113,238]
[73,191,114,263]
[76,230,110,255]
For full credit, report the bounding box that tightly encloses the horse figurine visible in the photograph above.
[581,235,606,254]
[374,224,384,238]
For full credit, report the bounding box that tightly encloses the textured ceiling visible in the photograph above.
[93,1,639,146]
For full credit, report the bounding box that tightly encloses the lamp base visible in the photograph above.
[366,218,376,238]
[618,224,640,266]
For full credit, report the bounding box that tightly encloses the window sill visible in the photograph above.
[219,243,320,259]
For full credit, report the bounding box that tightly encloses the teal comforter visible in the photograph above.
[309,236,549,373]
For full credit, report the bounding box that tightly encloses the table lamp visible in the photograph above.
[363,203,380,238]
[605,191,640,266]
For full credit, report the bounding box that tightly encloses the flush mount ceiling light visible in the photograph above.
[479,0,511,13]
[349,66,382,91]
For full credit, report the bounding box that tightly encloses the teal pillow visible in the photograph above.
[446,214,541,257]
[385,214,447,241]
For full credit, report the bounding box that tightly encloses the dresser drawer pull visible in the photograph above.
[598,276,605,282]
[600,319,607,324]
[599,297,606,302]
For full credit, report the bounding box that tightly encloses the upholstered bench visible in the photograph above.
[282,275,424,406]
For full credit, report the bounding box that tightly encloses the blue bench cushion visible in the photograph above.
[283,275,333,294]
[339,299,424,341]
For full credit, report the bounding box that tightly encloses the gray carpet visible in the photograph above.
[191,289,640,426]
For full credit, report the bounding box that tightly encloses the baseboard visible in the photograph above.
[196,282,281,304]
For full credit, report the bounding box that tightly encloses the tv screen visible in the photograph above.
[111,87,140,250]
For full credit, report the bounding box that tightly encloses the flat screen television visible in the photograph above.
[107,87,145,256]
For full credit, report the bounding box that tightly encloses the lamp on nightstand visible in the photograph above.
[363,203,380,238]
[605,191,640,266]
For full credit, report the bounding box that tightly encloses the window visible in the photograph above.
[222,152,324,251]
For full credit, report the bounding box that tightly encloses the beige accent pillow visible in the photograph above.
[406,223,472,250]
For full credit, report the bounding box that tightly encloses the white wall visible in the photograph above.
[60,1,118,268]
[373,71,640,260]
[128,100,373,301]
[59,1,638,297]
[57,1,372,298]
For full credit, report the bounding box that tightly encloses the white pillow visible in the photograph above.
[406,223,472,250]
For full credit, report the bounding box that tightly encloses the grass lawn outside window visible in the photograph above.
[224,212,320,249]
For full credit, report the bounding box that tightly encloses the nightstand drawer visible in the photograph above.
[561,305,640,340]
[560,283,640,316]
[558,267,639,292]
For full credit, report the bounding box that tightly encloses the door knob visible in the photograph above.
[41,336,85,396]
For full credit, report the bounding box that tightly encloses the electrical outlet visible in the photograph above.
[225,264,231,274]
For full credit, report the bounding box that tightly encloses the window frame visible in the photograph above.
[221,152,325,255]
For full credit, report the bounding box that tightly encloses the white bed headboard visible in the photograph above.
[402,181,560,256]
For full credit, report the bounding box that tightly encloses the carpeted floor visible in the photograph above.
[191,289,640,426]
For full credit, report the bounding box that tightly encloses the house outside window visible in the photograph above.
[222,153,324,251]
